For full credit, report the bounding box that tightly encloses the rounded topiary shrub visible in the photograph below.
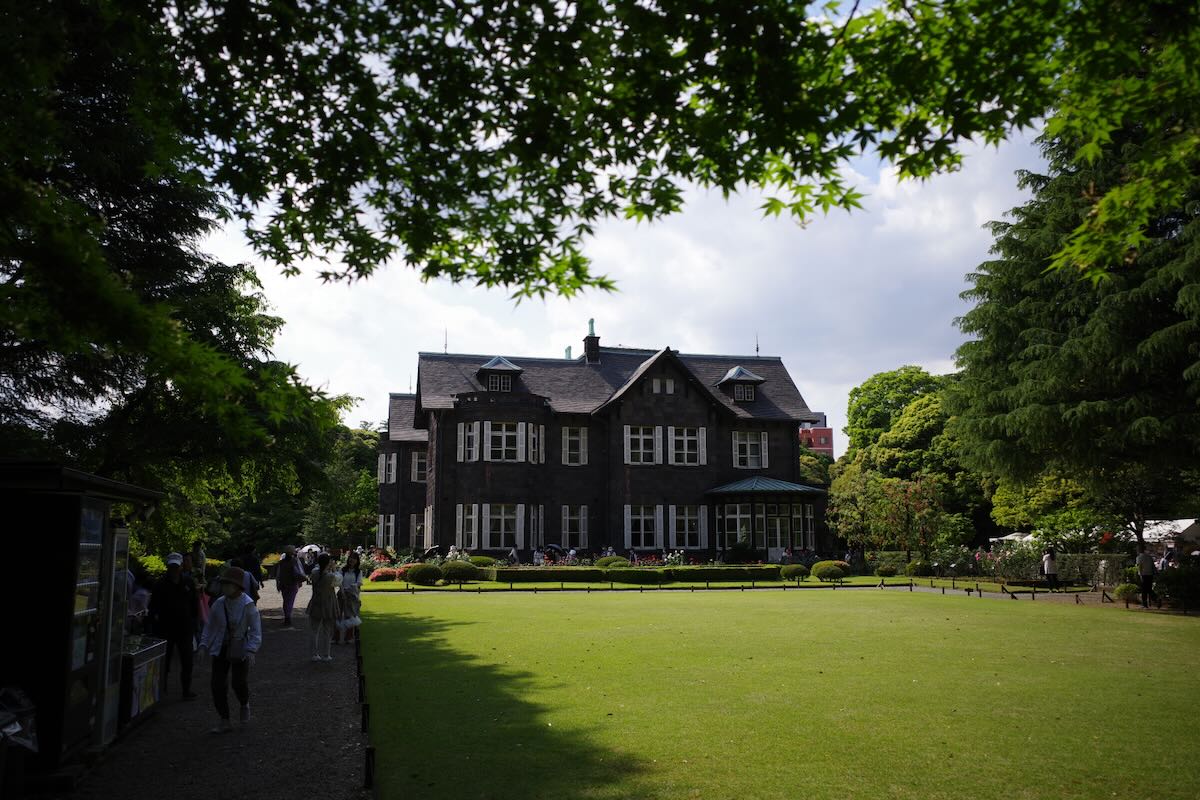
[405,563,443,586]
[369,568,398,582]
[441,561,480,584]
[595,556,631,568]
[905,559,933,577]
[1113,583,1141,604]
[875,565,898,577]
[811,561,845,582]
[469,555,497,567]
[1123,566,1140,585]
[781,564,810,580]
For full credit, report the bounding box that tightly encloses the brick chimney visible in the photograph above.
[583,318,600,364]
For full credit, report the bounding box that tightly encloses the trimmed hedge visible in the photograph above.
[875,565,898,577]
[781,564,810,580]
[369,568,399,582]
[493,567,607,583]
[405,563,443,586]
[673,565,782,582]
[595,556,631,568]
[606,568,667,585]
[441,561,480,584]
[469,555,497,567]
[812,561,845,582]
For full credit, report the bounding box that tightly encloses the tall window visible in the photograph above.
[383,514,395,548]
[651,378,675,394]
[671,427,701,465]
[460,422,478,461]
[733,431,765,468]
[528,424,542,465]
[489,422,520,461]
[674,505,700,548]
[458,504,478,549]
[487,374,512,392]
[630,505,656,548]
[792,504,806,549]
[409,514,425,549]
[805,504,815,549]
[562,505,587,548]
[734,384,755,402]
[488,504,518,549]
[723,503,753,548]
[562,426,587,466]
[411,451,427,482]
[379,452,397,483]
[627,426,656,464]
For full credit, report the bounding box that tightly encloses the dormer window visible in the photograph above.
[477,356,522,393]
[719,365,765,403]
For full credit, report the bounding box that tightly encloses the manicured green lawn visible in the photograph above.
[361,591,1200,800]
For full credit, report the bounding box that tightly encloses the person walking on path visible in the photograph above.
[191,540,207,580]
[335,552,363,645]
[1042,548,1058,591]
[276,545,306,626]
[149,553,199,700]
[1136,543,1160,609]
[307,553,341,662]
[198,566,262,734]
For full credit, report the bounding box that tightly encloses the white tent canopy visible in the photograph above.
[1142,519,1197,544]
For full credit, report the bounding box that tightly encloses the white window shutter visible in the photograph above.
[517,422,527,462]
[732,431,739,468]
[699,427,708,466]
[516,504,526,550]
[561,428,570,465]
[481,503,491,548]
[760,431,770,468]
[668,505,677,549]
[387,515,396,548]
[561,505,570,547]
[389,453,398,483]
[377,515,384,548]
[653,426,663,465]
[623,504,632,550]
[623,425,631,465]
[472,421,482,461]
[455,504,464,548]
[699,506,709,549]
[580,505,588,548]
[539,506,545,548]
[539,426,546,463]
[376,453,385,483]
[654,505,664,549]
[666,427,676,465]
[482,421,493,461]
[580,427,588,465]
[457,423,465,462]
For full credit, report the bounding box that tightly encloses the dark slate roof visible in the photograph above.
[478,356,523,372]
[707,477,827,495]
[719,365,766,384]
[388,393,428,442]
[414,345,822,422]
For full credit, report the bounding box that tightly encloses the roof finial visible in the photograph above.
[588,318,595,337]
[408,373,413,393]
[755,332,760,356]
[444,328,448,354]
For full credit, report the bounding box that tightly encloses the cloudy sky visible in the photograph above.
[205,129,1046,458]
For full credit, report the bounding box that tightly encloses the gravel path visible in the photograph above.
[67,582,370,800]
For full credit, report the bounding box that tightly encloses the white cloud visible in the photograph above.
[203,130,1046,455]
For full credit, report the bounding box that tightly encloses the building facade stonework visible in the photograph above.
[378,328,831,560]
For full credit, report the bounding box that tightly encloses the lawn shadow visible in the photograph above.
[362,603,649,800]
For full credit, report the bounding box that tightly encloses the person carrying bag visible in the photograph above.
[197,566,262,734]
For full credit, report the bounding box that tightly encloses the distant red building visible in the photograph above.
[799,415,834,458]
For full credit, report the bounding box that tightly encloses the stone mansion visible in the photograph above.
[377,324,831,561]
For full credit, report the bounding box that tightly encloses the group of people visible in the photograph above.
[146,542,364,735]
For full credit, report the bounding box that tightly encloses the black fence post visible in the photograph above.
[361,702,370,733]
[364,745,376,790]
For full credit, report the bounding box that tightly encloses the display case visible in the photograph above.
[117,636,167,728]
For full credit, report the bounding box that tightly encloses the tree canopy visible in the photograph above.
[844,366,945,452]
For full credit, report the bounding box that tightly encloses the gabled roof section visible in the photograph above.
[477,356,523,373]
[593,347,731,416]
[719,365,767,384]
[413,346,823,422]
[388,393,428,442]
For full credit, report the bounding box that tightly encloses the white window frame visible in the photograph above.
[376,515,385,548]
[488,422,521,462]
[561,426,589,466]
[456,504,480,549]
[561,505,588,549]
[411,451,427,483]
[457,421,481,462]
[383,514,395,548]
[527,424,545,465]
[409,513,424,550]
[377,454,385,484]
[486,503,519,550]
[624,425,661,465]
[733,431,769,469]
[734,384,755,402]
[670,505,702,549]
[722,503,754,548]
[487,374,512,392]
[627,504,659,549]
[652,378,661,394]
[668,426,706,466]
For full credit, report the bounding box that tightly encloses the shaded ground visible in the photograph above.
[63,582,369,800]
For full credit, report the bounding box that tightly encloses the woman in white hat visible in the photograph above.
[198,566,262,734]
